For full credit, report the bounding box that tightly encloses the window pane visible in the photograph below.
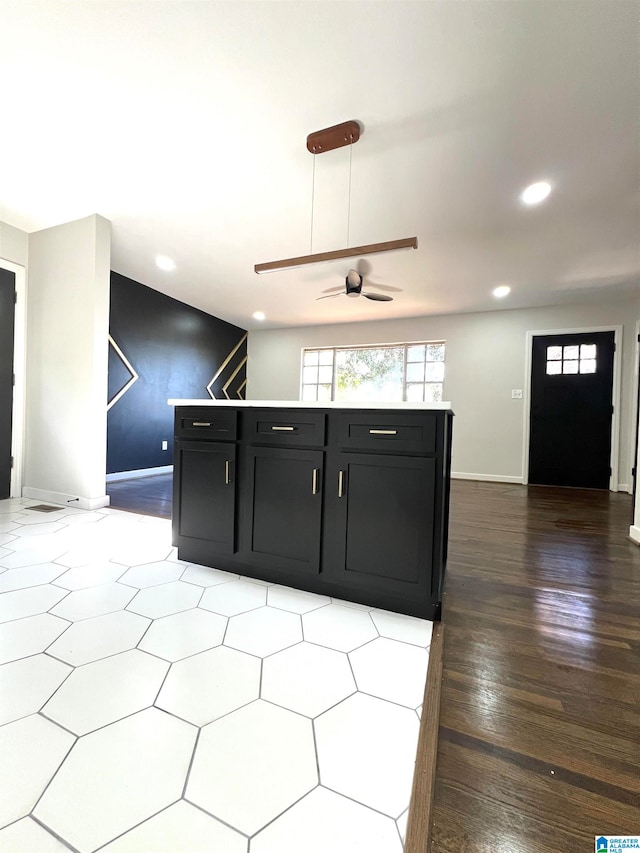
[406,383,424,402]
[580,359,597,374]
[407,345,425,362]
[317,384,332,401]
[547,346,562,360]
[406,362,425,382]
[303,365,318,384]
[318,349,334,366]
[424,383,443,402]
[425,362,445,382]
[546,361,562,375]
[318,365,333,384]
[563,360,579,374]
[304,350,319,366]
[564,345,579,360]
[335,347,404,402]
[580,344,596,359]
[302,384,317,401]
[427,344,445,362]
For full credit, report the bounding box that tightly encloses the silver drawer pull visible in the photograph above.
[369,429,398,435]
[272,426,295,431]
[312,468,319,495]
[225,460,230,485]
[338,470,344,498]
[192,422,211,427]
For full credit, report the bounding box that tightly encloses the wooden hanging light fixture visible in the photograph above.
[254,120,418,274]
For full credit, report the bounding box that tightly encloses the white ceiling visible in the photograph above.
[1,1,639,329]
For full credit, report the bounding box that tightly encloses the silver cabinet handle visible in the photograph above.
[312,468,319,495]
[369,429,397,435]
[338,470,344,498]
[225,460,230,485]
[272,426,295,431]
[193,422,211,427]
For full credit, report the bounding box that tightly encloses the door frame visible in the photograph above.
[0,257,26,499]
[522,326,623,491]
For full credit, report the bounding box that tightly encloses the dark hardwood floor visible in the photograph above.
[106,473,173,518]
[428,481,640,852]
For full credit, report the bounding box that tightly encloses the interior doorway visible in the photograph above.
[528,330,616,489]
[0,267,16,500]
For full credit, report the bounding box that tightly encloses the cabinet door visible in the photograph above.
[240,446,323,574]
[327,452,435,595]
[173,440,236,551]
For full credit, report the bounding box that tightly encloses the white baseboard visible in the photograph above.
[22,487,110,511]
[629,525,640,545]
[618,483,632,494]
[452,472,524,485]
[106,465,173,483]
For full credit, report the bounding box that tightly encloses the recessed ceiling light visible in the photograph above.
[492,285,511,298]
[156,255,176,271]
[252,311,266,321]
[520,181,552,206]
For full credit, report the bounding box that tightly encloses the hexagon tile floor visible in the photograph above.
[0,497,433,853]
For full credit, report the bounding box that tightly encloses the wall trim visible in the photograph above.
[618,483,632,494]
[452,472,524,484]
[629,525,640,545]
[106,465,173,482]
[0,257,27,499]
[522,325,623,492]
[22,486,110,511]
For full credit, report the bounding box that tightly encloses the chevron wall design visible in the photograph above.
[207,333,248,400]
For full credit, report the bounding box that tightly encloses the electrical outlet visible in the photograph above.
[511,389,523,399]
[161,440,168,451]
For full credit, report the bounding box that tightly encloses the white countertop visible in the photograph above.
[169,399,453,411]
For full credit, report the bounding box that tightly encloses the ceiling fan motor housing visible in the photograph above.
[346,269,363,296]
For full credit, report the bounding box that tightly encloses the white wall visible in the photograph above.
[24,215,111,509]
[247,295,640,487]
[0,220,28,267]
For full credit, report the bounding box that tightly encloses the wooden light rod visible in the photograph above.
[254,237,418,274]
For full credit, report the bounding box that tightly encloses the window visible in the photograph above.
[301,342,446,403]
[546,344,597,375]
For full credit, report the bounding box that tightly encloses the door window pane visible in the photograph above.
[580,344,596,359]
[304,350,319,366]
[407,345,425,362]
[564,345,579,360]
[406,362,425,382]
[563,360,579,374]
[303,365,318,384]
[426,362,445,382]
[317,384,332,401]
[318,350,334,365]
[318,365,333,384]
[580,359,597,374]
[547,346,562,361]
[302,384,317,401]
[425,383,443,402]
[406,383,424,402]
[427,344,445,362]
[546,361,562,375]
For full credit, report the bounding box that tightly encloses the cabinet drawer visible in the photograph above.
[336,412,436,454]
[243,410,326,447]
[175,408,237,441]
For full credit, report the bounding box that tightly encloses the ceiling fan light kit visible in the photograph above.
[254,120,418,275]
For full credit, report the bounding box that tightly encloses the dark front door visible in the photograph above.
[0,268,16,500]
[529,331,615,489]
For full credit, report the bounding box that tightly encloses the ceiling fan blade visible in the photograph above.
[316,293,344,300]
[363,292,393,302]
[320,285,345,294]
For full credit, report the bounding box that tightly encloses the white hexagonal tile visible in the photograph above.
[225,607,302,657]
[138,608,227,662]
[267,585,331,614]
[262,642,356,717]
[0,817,72,851]
[47,610,151,665]
[350,637,428,708]
[370,608,433,647]
[8,521,66,536]
[315,693,419,818]
[119,561,185,588]
[0,715,74,830]
[127,582,202,619]
[0,613,69,665]
[0,563,67,592]
[55,547,114,568]
[33,708,197,852]
[43,650,169,735]
[199,579,266,616]
[0,545,65,568]
[0,584,67,623]
[0,654,72,725]
[187,700,317,835]
[54,561,126,590]
[180,564,239,587]
[110,540,173,567]
[13,511,67,525]
[100,801,247,853]
[302,603,377,652]
[50,583,135,621]
[156,646,260,725]
[251,786,403,853]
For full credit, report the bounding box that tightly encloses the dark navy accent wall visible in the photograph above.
[107,272,247,474]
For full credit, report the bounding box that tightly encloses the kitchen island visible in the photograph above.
[170,400,453,620]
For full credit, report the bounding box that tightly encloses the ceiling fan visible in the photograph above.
[317,269,393,302]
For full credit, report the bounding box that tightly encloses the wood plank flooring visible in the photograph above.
[427,481,640,852]
[106,473,173,518]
